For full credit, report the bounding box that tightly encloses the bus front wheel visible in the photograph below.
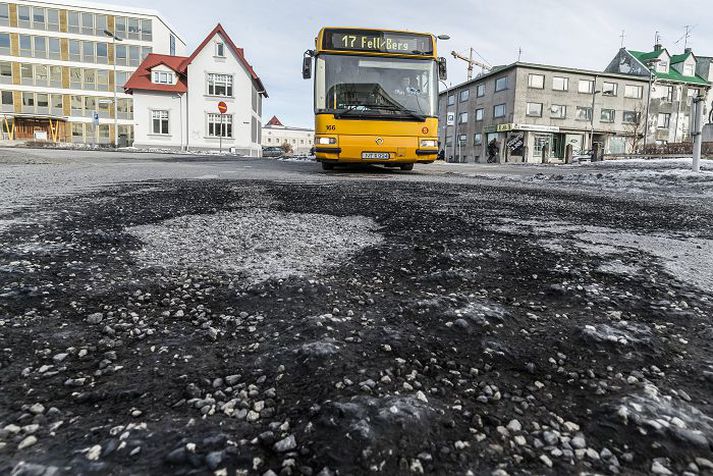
[400,164,414,171]
[322,162,335,171]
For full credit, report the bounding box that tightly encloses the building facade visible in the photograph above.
[126,24,267,156]
[605,45,711,148]
[440,45,711,163]
[0,0,185,146]
[439,63,651,163]
[261,116,314,155]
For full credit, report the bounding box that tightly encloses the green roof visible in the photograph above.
[628,49,710,86]
[670,52,692,64]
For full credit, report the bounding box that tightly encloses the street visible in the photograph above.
[1,149,713,476]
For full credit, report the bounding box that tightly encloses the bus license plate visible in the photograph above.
[362,152,390,159]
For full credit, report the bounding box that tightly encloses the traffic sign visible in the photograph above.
[218,101,228,114]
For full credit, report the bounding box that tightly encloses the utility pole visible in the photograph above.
[451,48,491,80]
[104,29,123,148]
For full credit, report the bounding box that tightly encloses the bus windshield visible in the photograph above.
[315,54,438,119]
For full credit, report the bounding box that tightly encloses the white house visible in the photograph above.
[125,23,267,155]
[262,116,314,155]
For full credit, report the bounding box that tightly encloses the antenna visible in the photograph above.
[674,25,696,50]
[517,47,522,62]
[655,30,661,45]
[619,30,626,49]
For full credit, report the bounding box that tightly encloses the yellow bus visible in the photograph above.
[303,28,447,171]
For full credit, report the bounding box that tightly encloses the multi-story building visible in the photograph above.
[605,45,711,147]
[126,24,267,156]
[440,44,711,164]
[0,0,185,146]
[261,116,314,155]
[439,63,651,163]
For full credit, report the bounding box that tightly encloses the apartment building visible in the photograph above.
[262,116,314,155]
[440,42,712,164]
[0,0,185,146]
[439,63,651,163]
[606,45,711,147]
[126,24,267,155]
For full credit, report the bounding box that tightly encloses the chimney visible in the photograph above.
[685,47,692,54]
[654,44,663,52]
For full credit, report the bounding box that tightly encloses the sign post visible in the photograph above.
[218,101,228,154]
[692,94,705,173]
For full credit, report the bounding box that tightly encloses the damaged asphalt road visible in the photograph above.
[1,161,713,475]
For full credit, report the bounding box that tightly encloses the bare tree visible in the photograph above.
[280,141,293,155]
[625,103,646,153]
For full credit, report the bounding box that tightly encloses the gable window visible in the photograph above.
[552,76,569,91]
[602,82,617,96]
[578,79,594,94]
[526,102,543,117]
[528,74,545,89]
[152,71,173,84]
[495,77,508,92]
[151,110,169,135]
[208,113,232,137]
[207,73,233,96]
[624,85,643,99]
[683,63,695,77]
[216,42,225,57]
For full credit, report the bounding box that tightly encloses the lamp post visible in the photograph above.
[173,93,183,151]
[643,58,660,154]
[590,87,601,159]
[104,29,123,148]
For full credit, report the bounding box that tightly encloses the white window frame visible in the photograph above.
[207,113,233,138]
[624,85,643,99]
[526,102,543,117]
[528,74,545,89]
[578,79,594,94]
[683,64,695,77]
[602,82,617,96]
[600,109,615,123]
[552,76,569,91]
[550,104,566,119]
[207,73,233,97]
[216,42,225,57]
[152,71,173,85]
[151,109,169,135]
[657,112,671,129]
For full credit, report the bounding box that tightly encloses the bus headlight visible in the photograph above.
[420,139,438,148]
[317,137,337,145]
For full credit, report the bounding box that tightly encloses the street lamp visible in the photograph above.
[590,87,601,160]
[173,93,183,151]
[104,29,123,148]
[643,58,661,154]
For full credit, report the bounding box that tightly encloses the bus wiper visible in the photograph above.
[335,104,426,121]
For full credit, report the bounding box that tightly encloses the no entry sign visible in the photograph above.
[218,101,228,114]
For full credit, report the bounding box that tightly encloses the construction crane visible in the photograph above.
[451,48,491,80]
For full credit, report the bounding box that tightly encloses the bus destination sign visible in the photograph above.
[322,29,434,56]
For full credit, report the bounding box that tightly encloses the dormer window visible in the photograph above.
[152,71,173,85]
[684,63,695,76]
[216,42,225,57]
[657,61,668,73]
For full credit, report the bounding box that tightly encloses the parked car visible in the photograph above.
[571,149,593,163]
[262,146,285,158]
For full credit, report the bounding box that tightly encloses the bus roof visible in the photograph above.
[315,27,438,58]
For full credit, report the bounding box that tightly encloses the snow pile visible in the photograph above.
[128,210,383,285]
[582,321,653,346]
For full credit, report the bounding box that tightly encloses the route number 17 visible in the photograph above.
[341,35,357,48]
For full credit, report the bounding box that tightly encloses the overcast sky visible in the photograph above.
[118,0,712,128]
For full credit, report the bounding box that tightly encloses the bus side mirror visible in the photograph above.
[438,57,447,81]
[302,52,313,80]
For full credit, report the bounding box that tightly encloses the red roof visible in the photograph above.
[266,116,283,126]
[124,54,188,93]
[125,24,267,97]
